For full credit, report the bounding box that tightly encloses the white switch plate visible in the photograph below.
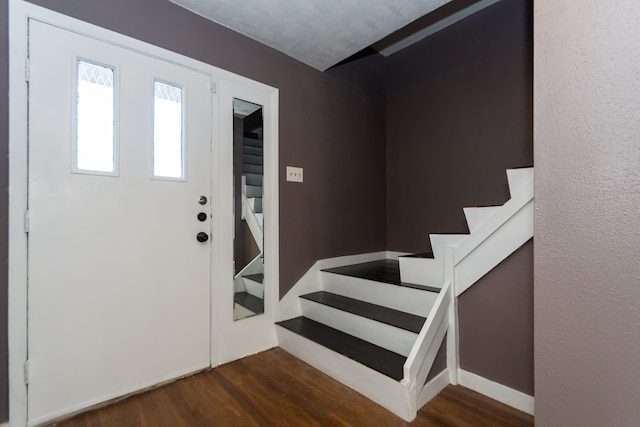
[286,166,303,183]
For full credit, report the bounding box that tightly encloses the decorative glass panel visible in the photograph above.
[154,81,184,179]
[76,61,115,173]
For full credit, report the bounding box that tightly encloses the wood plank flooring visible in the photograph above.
[47,348,533,427]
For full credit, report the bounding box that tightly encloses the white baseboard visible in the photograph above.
[458,369,534,416]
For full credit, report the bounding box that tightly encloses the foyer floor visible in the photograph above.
[46,348,533,427]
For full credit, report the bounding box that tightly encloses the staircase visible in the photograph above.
[276,167,534,421]
[234,133,265,317]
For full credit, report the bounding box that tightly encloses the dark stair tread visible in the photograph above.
[244,164,263,175]
[243,145,263,156]
[243,273,264,284]
[322,259,440,292]
[277,317,405,381]
[300,291,425,333]
[243,136,263,147]
[234,292,264,315]
[243,154,264,165]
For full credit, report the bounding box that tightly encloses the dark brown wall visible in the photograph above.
[385,0,533,253]
[23,0,388,298]
[0,0,8,420]
[459,239,534,395]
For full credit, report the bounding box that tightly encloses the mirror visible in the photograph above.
[233,98,265,321]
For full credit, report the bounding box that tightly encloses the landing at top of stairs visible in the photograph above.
[322,259,440,292]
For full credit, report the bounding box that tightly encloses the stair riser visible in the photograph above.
[398,257,443,288]
[276,326,412,421]
[300,299,417,356]
[244,164,263,175]
[321,273,437,317]
[243,277,264,298]
[244,154,263,165]
[244,173,263,186]
[244,184,263,198]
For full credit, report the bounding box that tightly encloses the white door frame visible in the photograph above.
[8,2,279,425]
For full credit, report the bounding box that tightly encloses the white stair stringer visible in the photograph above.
[241,177,263,253]
[398,167,534,290]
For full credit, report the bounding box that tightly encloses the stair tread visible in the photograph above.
[234,291,264,315]
[243,136,263,148]
[243,145,263,156]
[277,317,405,381]
[322,260,440,292]
[243,273,264,284]
[301,291,425,333]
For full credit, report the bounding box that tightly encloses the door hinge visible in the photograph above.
[209,80,217,94]
[25,59,30,83]
[24,210,30,233]
[24,360,29,385]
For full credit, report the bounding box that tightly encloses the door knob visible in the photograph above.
[197,212,207,222]
[198,195,207,205]
[196,232,209,242]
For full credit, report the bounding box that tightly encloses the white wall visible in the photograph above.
[534,1,640,425]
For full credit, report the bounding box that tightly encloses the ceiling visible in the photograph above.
[169,0,501,71]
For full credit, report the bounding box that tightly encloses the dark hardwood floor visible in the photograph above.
[47,348,533,427]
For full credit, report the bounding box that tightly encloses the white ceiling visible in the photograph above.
[169,0,500,71]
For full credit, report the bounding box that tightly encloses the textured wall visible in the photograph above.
[459,239,533,395]
[23,0,388,299]
[385,0,533,253]
[535,0,640,425]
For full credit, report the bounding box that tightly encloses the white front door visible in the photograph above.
[27,20,213,424]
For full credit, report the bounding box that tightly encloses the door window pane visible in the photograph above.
[76,60,115,173]
[154,81,184,179]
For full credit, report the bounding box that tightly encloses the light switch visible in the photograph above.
[286,166,303,183]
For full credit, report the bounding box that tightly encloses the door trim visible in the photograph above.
[8,2,279,425]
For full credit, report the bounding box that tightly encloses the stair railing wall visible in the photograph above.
[241,175,264,253]
[401,169,534,417]
[454,173,533,296]
[402,279,452,419]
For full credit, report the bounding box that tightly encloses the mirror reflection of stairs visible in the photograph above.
[234,131,265,319]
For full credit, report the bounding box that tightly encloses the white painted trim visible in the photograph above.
[278,251,390,321]
[417,368,450,409]
[9,2,32,425]
[455,199,533,296]
[457,369,534,416]
[403,281,450,383]
[9,1,279,424]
